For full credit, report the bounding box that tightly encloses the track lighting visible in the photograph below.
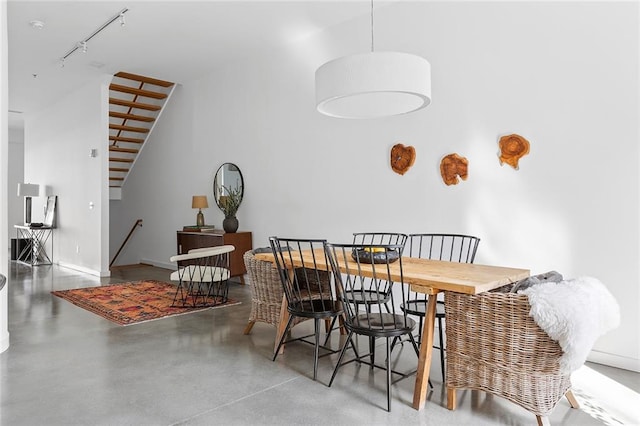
[59,8,129,65]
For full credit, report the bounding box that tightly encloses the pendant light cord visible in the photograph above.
[370,0,375,52]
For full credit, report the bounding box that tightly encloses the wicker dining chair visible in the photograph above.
[398,233,480,382]
[445,284,579,425]
[242,249,309,338]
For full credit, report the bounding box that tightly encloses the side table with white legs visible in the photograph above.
[14,225,53,266]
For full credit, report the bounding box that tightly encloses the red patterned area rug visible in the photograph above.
[52,280,241,326]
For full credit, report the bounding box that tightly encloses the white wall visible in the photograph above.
[7,127,24,238]
[25,76,110,276]
[1,0,10,353]
[111,2,638,370]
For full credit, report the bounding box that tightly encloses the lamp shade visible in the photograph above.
[192,195,208,209]
[315,51,431,119]
[17,183,39,197]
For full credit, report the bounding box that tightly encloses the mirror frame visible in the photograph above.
[213,163,244,211]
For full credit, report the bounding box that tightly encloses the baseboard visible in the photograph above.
[57,261,110,278]
[588,349,640,373]
[0,331,9,354]
[140,258,176,271]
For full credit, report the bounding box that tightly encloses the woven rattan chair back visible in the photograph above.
[324,242,419,412]
[242,251,308,336]
[269,237,342,380]
[445,287,578,423]
[401,233,480,381]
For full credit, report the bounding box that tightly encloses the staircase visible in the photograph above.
[109,72,175,191]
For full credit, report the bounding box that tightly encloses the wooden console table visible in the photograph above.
[176,229,252,284]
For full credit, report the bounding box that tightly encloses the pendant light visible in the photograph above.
[315,1,431,119]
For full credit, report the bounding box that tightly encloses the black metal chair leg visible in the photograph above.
[323,316,338,347]
[313,318,321,380]
[369,336,376,367]
[329,331,354,387]
[386,337,392,412]
[390,335,400,351]
[438,316,445,382]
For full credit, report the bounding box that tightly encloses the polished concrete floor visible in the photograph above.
[1,262,639,425]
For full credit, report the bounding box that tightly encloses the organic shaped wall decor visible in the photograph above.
[440,153,468,186]
[498,134,530,169]
[390,143,416,175]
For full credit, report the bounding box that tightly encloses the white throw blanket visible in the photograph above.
[520,276,620,374]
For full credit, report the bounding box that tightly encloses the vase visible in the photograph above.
[223,216,239,233]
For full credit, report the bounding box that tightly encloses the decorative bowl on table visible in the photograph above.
[351,247,400,264]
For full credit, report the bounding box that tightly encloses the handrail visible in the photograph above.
[110,219,143,267]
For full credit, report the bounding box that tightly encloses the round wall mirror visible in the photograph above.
[213,163,244,214]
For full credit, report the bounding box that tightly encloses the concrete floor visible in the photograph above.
[1,262,639,425]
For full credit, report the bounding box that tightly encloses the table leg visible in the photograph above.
[275,294,289,355]
[413,294,438,410]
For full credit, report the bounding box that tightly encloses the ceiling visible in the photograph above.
[8,0,391,128]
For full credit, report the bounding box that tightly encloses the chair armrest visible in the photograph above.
[170,245,235,262]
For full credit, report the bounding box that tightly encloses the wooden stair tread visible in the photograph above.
[109,135,145,143]
[114,71,174,87]
[108,72,175,191]
[109,146,139,154]
[109,97,161,112]
[109,83,167,99]
[109,111,155,122]
[109,124,150,133]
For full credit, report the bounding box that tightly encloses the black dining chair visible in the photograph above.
[348,233,408,312]
[398,233,480,382]
[269,237,342,381]
[350,233,407,363]
[324,242,420,412]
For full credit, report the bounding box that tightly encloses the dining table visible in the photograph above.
[254,248,529,410]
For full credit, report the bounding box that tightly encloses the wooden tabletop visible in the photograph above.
[254,249,529,295]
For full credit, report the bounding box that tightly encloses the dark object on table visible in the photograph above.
[351,248,399,264]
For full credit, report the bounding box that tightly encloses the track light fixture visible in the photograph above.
[59,8,128,66]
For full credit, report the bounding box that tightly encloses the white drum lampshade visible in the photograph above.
[315,51,431,119]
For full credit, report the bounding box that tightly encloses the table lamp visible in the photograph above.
[17,183,40,225]
[192,195,208,227]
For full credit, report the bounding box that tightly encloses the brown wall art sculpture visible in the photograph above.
[440,153,468,186]
[390,143,416,175]
[498,134,530,169]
